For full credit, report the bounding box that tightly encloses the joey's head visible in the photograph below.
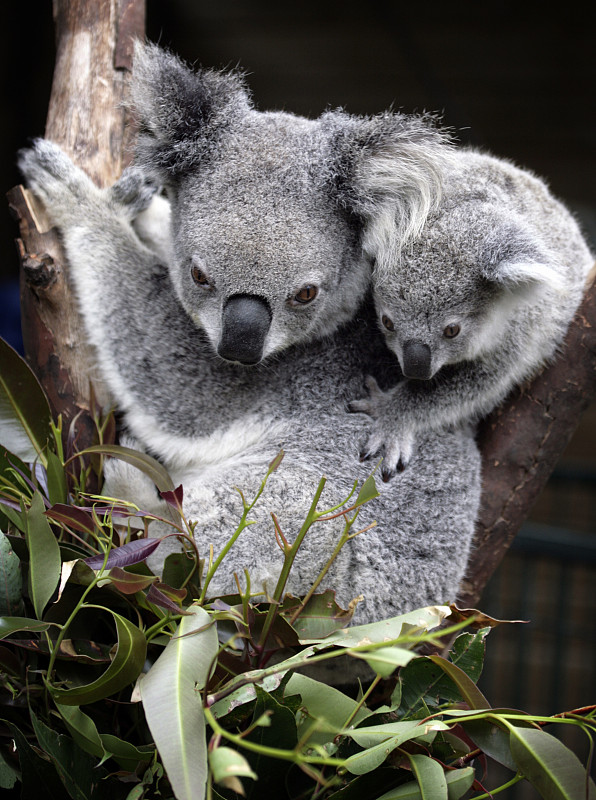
[131,42,454,364]
[372,197,565,380]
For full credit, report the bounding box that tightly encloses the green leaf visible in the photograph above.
[0,530,22,614]
[209,747,257,790]
[3,718,66,799]
[509,725,596,799]
[140,604,219,800]
[0,745,19,789]
[306,605,450,648]
[56,703,153,770]
[49,609,146,704]
[280,590,352,640]
[461,718,518,771]
[0,338,52,464]
[45,450,67,505]
[354,473,380,507]
[427,656,490,710]
[25,492,61,619]
[0,615,51,638]
[343,734,404,775]
[30,709,105,800]
[351,646,416,678]
[284,672,372,747]
[244,687,298,799]
[446,628,488,684]
[75,444,175,492]
[348,720,448,748]
[343,721,447,776]
[408,754,448,800]
[376,767,475,800]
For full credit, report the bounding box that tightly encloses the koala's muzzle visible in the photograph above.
[402,340,432,380]
[218,294,272,365]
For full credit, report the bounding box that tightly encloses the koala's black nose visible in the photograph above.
[218,294,272,365]
[402,340,432,380]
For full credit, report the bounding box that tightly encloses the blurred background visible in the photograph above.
[1,3,594,795]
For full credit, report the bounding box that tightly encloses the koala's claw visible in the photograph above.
[110,167,160,217]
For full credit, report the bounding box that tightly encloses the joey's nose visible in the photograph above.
[402,340,432,380]
[218,294,272,365]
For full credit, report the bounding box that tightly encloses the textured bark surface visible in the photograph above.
[9,0,144,443]
[459,268,596,607]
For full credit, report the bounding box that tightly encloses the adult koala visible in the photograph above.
[18,43,481,622]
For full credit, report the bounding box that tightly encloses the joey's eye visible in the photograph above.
[443,323,461,339]
[381,314,395,332]
[290,285,318,306]
[191,264,211,289]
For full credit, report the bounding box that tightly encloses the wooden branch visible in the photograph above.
[459,268,596,607]
[8,0,144,446]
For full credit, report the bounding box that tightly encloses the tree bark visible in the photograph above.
[459,266,596,608]
[7,0,145,448]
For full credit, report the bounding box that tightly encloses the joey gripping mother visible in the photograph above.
[18,43,481,622]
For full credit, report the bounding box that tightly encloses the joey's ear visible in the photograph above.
[322,110,454,255]
[130,41,251,180]
[481,222,565,293]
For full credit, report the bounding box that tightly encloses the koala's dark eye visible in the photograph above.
[443,324,461,339]
[381,314,395,332]
[290,285,318,306]
[191,265,211,289]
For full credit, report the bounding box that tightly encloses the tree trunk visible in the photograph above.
[7,0,145,449]
[6,2,596,603]
[460,266,596,607]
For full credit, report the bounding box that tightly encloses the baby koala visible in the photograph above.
[351,148,594,480]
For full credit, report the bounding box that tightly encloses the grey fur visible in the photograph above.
[351,148,594,479]
[17,44,481,622]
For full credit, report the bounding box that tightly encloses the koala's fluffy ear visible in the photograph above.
[481,219,565,294]
[322,111,453,257]
[130,41,251,180]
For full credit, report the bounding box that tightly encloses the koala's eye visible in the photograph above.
[381,314,395,332]
[290,285,318,306]
[443,323,461,339]
[191,264,212,289]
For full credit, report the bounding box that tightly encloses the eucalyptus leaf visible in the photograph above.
[0,530,22,614]
[343,734,404,775]
[3,718,67,799]
[140,604,219,800]
[49,610,146,705]
[284,672,372,747]
[209,746,257,786]
[0,338,52,464]
[351,645,415,678]
[306,605,450,647]
[45,450,67,506]
[0,615,51,638]
[376,767,475,800]
[30,708,105,800]
[25,492,61,619]
[509,725,596,799]
[407,753,448,800]
[427,656,490,710]
[75,444,175,492]
[461,718,518,771]
[85,537,163,570]
[347,720,448,749]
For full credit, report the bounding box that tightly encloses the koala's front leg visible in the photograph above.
[350,354,521,480]
[349,377,417,481]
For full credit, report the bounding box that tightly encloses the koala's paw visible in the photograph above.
[17,139,96,220]
[109,167,160,219]
[349,376,416,481]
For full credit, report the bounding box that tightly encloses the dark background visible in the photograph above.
[1,4,595,794]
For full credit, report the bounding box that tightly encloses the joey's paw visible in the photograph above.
[359,419,417,482]
[347,375,388,419]
[109,167,160,218]
[17,139,96,221]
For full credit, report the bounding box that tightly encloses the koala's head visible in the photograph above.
[130,42,453,365]
[372,196,563,380]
